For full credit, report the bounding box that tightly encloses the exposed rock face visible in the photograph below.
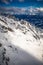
[0,16,43,65]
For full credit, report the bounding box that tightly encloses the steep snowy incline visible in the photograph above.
[0,15,43,65]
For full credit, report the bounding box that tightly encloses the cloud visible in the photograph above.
[10,0,12,2]
[37,0,43,1]
[19,0,24,2]
[1,0,9,4]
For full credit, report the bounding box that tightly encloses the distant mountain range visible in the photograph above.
[0,7,43,15]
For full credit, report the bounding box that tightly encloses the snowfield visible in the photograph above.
[0,15,43,65]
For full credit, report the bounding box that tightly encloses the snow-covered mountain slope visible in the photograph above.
[0,15,43,65]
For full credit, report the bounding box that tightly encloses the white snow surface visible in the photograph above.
[0,15,43,65]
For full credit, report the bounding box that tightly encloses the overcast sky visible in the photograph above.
[0,0,43,7]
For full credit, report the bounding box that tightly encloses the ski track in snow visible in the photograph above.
[0,15,43,65]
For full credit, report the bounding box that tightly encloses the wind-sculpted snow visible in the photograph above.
[0,15,43,65]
